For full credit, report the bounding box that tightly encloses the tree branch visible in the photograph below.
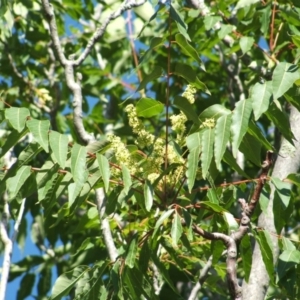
[0,198,26,300]
[41,0,67,66]
[188,254,214,300]
[75,0,147,66]
[42,0,137,263]
[95,189,118,262]
[192,151,272,299]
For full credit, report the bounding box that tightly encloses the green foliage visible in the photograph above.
[1,1,300,300]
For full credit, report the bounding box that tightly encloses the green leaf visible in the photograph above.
[239,133,261,166]
[201,128,215,179]
[37,268,52,296]
[239,36,255,54]
[265,101,294,144]
[125,235,138,269]
[136,66,163,92]
[7,166,31,199]
[223,212,239,232]
[248,120,273,151]
[174,96,200,126]
[200,201,227,213]
[235,0,260,10]
[124,266,155,300]
[71,143,87,184]
[170,4,191,41]
[0,128,28,158]
[97,153,110,193]
[271,177,291,207]
[173,63,210,94]
[218,24,235,39]
[286,173,300,188]
[171,212,183,247]
[5,107,30,132]
[186,147,200,193]
[86,140,111,154]
[231,99,253,157]
[281,236,296,251]
[137,4,164,39]
[0,142,41,194]
[151,254,180,295]
[251,81,272,120]
[17,273,35,300]
[139,241,151,274]
[49,266,89,300]
[204,15,222,30]
[122,165,132,195]
[255,230,275,283]
[240,234,252,282]
[136,98,164,118]
[49,131,69,169]
[175,33,203,66]
[26,119,50,152]
[284,86,300,112]
[186,131,201,151]
[153,209,175,236]
[272,178,291,234]
[144,180,153,211]
[182,208,193,240]
[207,188,219,204]
[223,150,249,178]
[68,181,85,207]
[186,131,202,192]
[278,250,300,280]
[199,104,231,122]
[214,114,231,170]
[272,63,300,99]
[36,160,59,202]
[44,173,72,218]
[105,187,121,215]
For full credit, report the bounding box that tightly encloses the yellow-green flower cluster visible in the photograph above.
[167,145,184,165]
[147,137,165,172]
[125,104,154,148]
[147,172,160,184]
[107,134,140,174]
[121,104,186,186]
[182,84,197,104]
[170,112,187,133]
[200,118,215,129]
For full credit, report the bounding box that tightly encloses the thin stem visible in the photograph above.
[126,10,143,83]
[164,9,172,201]
[0,198,26,300]
[269,1,276,51]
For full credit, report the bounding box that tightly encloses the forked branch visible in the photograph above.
[192,151,273,299]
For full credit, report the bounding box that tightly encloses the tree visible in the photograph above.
[1,0,300,299]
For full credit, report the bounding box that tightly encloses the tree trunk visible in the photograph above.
[242,105,300,299]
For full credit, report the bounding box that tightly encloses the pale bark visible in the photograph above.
[242,105,300,299]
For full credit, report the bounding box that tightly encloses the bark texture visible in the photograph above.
[242,105,300,299]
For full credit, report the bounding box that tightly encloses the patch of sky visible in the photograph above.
[258,36,269,51]
[1,212,57,300]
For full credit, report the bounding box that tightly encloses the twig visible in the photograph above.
[95,189,118,262]
[188,255,213,300]
[269,1,276,51]
[126,9,143,83]
[75,0,147,66]
[192,151,273,299]
[41,0,67,66]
